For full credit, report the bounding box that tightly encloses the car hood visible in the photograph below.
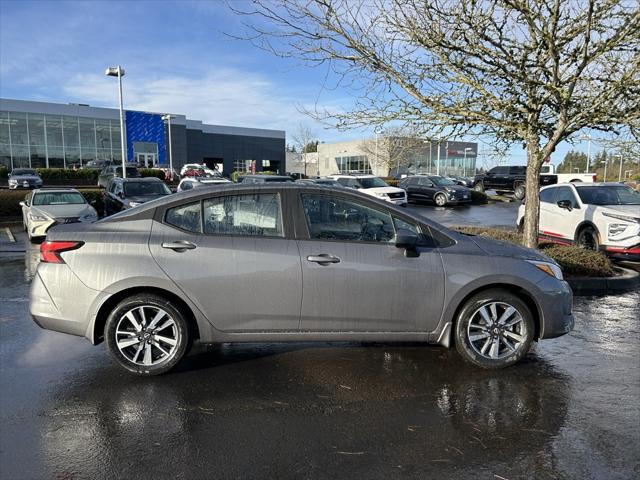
[364,186,405,194]
[32,204,95,218]
[465,233,554,263]
[444,185,469,192]
[598,204,640,218]
[126,194,171,204]
[10,175,41,181]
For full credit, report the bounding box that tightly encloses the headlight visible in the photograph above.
[602,212,640,224]
[608,223,628,237]
[527,260,563,280]
[128,201,142,208]
[28,213,47,222]
[374,192,388,198]
[445,187,456,192]
[8,179,17,185]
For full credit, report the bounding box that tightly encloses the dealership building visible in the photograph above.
[316,138,478,178]
[0,98,286,174]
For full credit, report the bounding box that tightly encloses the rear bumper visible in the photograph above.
[536,278,574,339]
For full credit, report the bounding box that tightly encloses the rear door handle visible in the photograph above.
[307,254,341,265]
[162,240,197,252]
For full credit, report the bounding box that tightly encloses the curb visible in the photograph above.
[567,267,640,296]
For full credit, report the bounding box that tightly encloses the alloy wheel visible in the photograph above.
[435,193,447,206]
[467,302,527,360]
[115,306,179,366]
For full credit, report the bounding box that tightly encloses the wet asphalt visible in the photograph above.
[1,203,639,480]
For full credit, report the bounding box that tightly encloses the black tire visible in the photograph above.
[514,183,525,201]
[455,289,535,369]
[105,294,190,376]
[473,182,484,192]
[434,193,447,207]
[576,226,599,251]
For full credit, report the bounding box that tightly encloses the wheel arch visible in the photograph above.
[574,220,600,243]
[444,283,542,347]
[92,286,201,345]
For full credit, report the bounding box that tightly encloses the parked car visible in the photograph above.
[83,160,113,170]
[31,183,573,375]
[238,174,294,184]
[8,168,43,190]
[177,176,232,192]
[517,183,640,261]
[295,178,343,187]
[180,163,220,177]
[473,164,596,200]
[98,165,141,189]
[327,174,407,205]
[104,177,172,216]
[447,175,474,188]
[400,175,471,206]
[19,188,98,241]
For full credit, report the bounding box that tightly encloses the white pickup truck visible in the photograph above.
[540,164,597,184]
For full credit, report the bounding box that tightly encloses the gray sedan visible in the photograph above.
[8,168,43,189]
[30,184,574,375]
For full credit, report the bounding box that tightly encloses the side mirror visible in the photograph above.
[395,230,421,257]
[557,199,572,211]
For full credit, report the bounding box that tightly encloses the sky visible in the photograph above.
[0,0,603,167]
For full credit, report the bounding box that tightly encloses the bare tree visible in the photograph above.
[228,0,640,247]
[291,124,318,176]
[359,126,427,174]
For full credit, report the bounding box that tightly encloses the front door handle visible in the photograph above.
[162,240,197,252]
[307,254,341,265]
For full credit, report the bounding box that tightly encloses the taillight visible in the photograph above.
[40,241,84,264]
[592,174,597,182]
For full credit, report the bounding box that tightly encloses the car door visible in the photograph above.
[149,189,302,332]
[295,192,445,332]
[537,187,558,238]
[548,186,583,241]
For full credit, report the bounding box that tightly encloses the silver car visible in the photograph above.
[30,184,574,375]
[20,189,98,241]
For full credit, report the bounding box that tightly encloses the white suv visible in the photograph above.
[327,174,407,206]
[517,183,640,261]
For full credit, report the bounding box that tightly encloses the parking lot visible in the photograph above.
[0,201,638,479]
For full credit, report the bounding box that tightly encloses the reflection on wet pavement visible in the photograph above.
[0,256,638,479]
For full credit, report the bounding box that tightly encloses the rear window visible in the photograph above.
[33,192,86,205]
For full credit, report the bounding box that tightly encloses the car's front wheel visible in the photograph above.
[434,193,447,207]
[577,226,599,251]
[455,289,535,369]
[105,294,190,375]
[473,182,484,192]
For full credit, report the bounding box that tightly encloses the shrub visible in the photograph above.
[138,168,166,180]
[0,188,104,218]
[451,226,616,278]
[34,168,100,181]
[231,171,246,183]
[469,189,488,204]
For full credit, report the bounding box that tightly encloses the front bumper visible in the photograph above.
[536,277,574,339]
[603,244,640,262]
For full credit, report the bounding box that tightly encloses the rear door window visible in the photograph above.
[203,193,283,237]
[165,201,202,233]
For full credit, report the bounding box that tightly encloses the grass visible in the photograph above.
[453,226,616,278]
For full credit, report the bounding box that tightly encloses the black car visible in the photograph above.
[98,165,141,189]
[400,175,472,206]
[104,177,172,216]
[238,174,294,184]
[8,168,43,190]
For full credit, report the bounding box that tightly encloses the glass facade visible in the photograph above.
[0,110,124,170]
[335,155,372,173]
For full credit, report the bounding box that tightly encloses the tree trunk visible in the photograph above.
[522,146,544,249]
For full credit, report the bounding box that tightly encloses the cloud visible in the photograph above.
[62,68,346,136]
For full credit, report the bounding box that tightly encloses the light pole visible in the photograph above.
[436,140,442,176]
[614,154,623,182]
[603,153,608,182]
[373,126,384,175]
[105,66,127,178]
[161,114,175,180]
[578,134,592,172]
[463,147,473,177]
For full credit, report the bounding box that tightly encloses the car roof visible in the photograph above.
[331,174,376,178]
[32,188,81,194]
[242,174,292,179]
[113,177,163,183]
[542,182,626,189]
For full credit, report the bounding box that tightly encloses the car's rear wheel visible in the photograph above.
[473,182,484,192]
[514,184,525,201]
[105,294,190,376]
[455,289,535,369]
[577,226,599,251]
[434,193,447,206]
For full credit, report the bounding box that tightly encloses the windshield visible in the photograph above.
[33,192,86,205]
[575,185,640,205]
[12,169,36,176]
[431,176,456,186]
[124,182,171,197]
[358,177,389,188]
